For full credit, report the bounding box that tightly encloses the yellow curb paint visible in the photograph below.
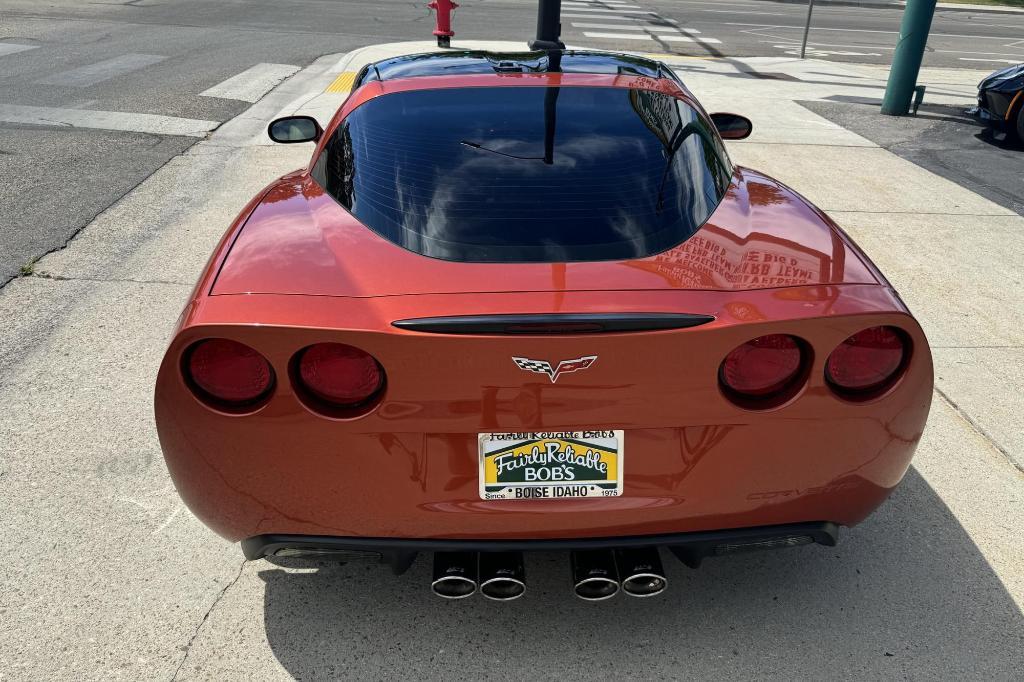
[326,71,357,94]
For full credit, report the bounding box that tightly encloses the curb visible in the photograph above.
[751,0,1024,14]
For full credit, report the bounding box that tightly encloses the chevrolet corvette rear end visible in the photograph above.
[155,51,932,600]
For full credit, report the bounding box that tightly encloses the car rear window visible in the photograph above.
[311,85,733,263]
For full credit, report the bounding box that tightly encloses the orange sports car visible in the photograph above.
[155,50,933,601]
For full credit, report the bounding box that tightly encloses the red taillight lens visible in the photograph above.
[826,326,906,394]
[187,339,274,405]
[721,334,804,399]
[297,343,383,406]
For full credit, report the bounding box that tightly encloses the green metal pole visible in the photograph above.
[881,0,937,115]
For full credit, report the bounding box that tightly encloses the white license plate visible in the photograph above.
[478,430,623,501]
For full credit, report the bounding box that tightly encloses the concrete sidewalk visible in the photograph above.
[1,41,1021,680]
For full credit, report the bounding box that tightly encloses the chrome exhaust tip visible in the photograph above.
[431,551,478,599]
[616,547,667,598]
[479,551,526,601]
[570,549,619,601]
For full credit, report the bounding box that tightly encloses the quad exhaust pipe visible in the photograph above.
[432,547,666,601]
[570,547,667,600]
[615,547,668,598]
[432,551,526,601]
[431,551,478,599]
[571,549,620,601]
[479,551,526,601]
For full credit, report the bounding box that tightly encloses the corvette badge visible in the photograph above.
[512,355,598,383]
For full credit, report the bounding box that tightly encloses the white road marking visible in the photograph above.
[959,57,1021,64]
[581,31,722,44]
[564,1,640,6]
[0,42,39,57]
[572,22,701,33]
[726,22,1022,41]
[782,46,881,57]
[0,103,218,137]
[559,7,657,13]
[37,53,168,87]
[701,9,783,14]
[936,50,1024,57]
[659,35,723,44]
[583,31,656,40]
[199,63,300,102]
[766,39,893,51]
[563,13,638,19]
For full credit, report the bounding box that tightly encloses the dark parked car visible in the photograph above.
[975,63,1024,141]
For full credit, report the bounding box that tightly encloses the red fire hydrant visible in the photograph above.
[428,0,458,48]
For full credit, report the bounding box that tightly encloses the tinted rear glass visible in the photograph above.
[311,85,732,263]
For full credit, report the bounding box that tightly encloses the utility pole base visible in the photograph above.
[881,0,937,116]
[529,39,565,51]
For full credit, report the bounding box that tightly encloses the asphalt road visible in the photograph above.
[0,0,539,285]
[2,0,1022,286]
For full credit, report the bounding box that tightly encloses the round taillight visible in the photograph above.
[186,339,274,405]
[297,343,384,407]
[720,334,805,400]
[826,326,906,395]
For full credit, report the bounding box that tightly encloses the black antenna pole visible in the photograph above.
[529,0,565,50]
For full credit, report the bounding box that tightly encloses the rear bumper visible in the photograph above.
[155,288,932,543]
[243,521,840,572]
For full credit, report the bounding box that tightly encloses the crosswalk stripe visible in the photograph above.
[564,2,641,7]
[37,54,168,87]
[659,35,722,44]
[563,13,640,19]
[199,63,300,102]
[0,43,39,57]
[582,32,657,40]
[581,32,723,45]
[559,8,656,13]
[571,22,701,34]
[0,103,218,137]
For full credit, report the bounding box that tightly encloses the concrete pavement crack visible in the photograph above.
[27,272,191,287]
[935,387,1023,475]
[170,559,247,682]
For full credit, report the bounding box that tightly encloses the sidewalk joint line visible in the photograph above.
[934,387,1023,474]
[824,210,1016,217]
[738,142,880,147]
[170,559,247,682]
[931,345,1024,349]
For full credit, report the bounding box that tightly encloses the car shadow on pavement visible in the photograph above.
[803,98,1024,216]
[257,468,1023,678]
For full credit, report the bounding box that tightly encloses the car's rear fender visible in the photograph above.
[155,286,932,541]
